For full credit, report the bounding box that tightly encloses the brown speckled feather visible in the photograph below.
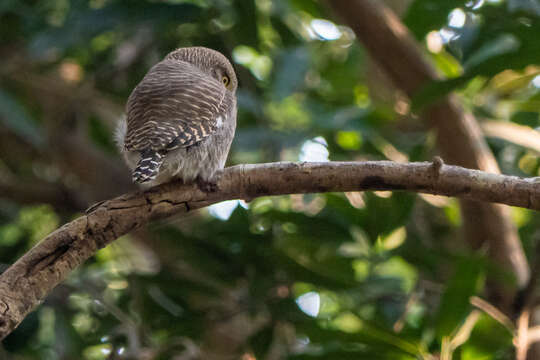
[118,46,237,186]
[124,59,230,151]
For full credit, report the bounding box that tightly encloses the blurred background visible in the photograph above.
[1,0,540,359]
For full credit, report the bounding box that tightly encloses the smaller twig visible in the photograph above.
[470,296,515,333]
[441,310,482,360]
[440,336,451,360]
[527,326,540,345]
[482,121,540,155]
[516,306,531,360]
[430,156,444,181]
[450,310,481,350]
[393,292,418,333]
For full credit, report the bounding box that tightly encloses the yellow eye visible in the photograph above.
[222,75,230,87]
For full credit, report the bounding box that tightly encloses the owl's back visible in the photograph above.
[118,46,237,186]
[124,60,228,152]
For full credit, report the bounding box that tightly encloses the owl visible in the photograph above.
[115,47,238,190]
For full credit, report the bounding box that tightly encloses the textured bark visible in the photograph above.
[1,160,540,339]
[328,0,529,309]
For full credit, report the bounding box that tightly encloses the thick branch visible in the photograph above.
[1,160,540,338]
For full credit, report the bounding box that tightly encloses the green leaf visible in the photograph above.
[411,77,470,111]
[289,0,326,17]
[230,0,259,50]
[463,34,520,71]
[293,317,421,359]
[435,256,485,338]
[30,0,201,55]
[405,0,467,39]
[356,192,417,242]
[411,3,540,108]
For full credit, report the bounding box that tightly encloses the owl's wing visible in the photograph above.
[124,60,230,152]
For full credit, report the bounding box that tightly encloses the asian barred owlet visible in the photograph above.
[115,47,237,189]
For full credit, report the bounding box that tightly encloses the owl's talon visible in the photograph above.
[85,200,107,214]
[196,177,219,193]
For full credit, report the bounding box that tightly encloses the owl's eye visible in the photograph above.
[222,75,230,87]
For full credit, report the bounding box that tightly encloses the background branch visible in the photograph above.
[1,160,540,339]
[328,0,529,311]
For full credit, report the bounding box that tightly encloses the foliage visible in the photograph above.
[0,0,540,359]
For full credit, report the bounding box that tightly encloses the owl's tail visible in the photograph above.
[132,149,165,183]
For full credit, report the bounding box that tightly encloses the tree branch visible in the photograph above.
[1,160,540,339]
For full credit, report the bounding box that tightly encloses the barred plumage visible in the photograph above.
[132,149,165,183]
[116,47,238,187]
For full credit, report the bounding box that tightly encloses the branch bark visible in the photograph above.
[328,0,529,310]
[1,160,540,339]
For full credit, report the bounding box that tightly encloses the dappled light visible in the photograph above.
[296,291,321,317]
[299,137,329,162]
[309,19,342,41]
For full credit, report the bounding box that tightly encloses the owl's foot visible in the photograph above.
[196,176,219,193]
[85,200,107,214]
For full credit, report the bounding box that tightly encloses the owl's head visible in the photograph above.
[165,47,238,93]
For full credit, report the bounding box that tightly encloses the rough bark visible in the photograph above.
[328,0,529,309]
[1,160,540,339]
